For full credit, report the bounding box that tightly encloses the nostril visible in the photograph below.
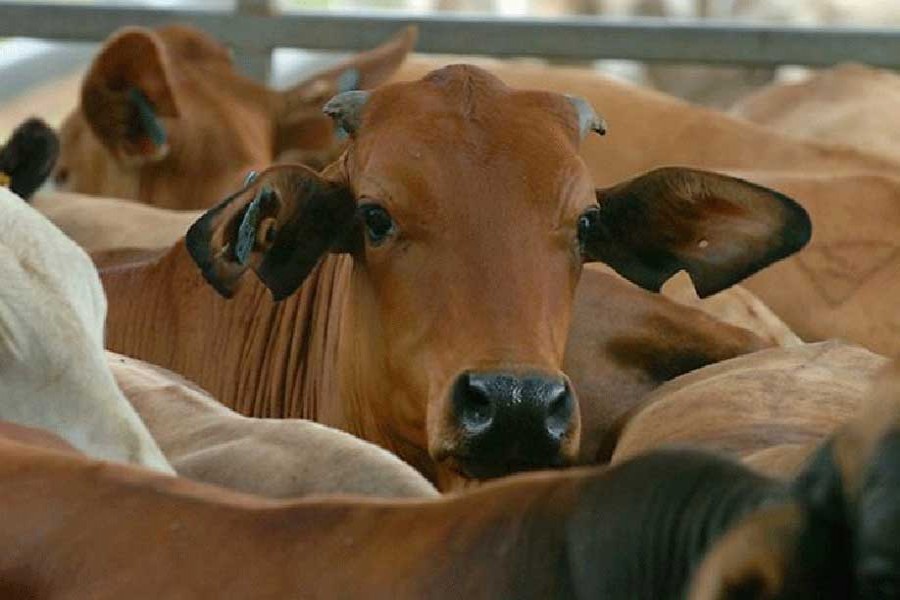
[453,374,495,433]
[544,383,573,440]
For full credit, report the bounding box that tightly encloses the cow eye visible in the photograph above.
[359,203,395,246]
[577,206,601,246]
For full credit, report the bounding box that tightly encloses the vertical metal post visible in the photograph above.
[233,0,275,83]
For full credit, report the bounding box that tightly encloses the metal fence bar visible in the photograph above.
[234,0,275,82]
[2,2,900,68]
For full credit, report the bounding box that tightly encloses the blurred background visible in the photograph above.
[2,0,899,137]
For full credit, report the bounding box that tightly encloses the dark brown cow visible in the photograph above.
[1,366,898,599]
[102,66,807,488]
[52,24,415,209]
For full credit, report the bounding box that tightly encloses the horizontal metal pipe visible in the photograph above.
[1,3,900,67]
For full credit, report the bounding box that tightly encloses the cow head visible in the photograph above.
[52,24,416,209]
[187,66,810,484]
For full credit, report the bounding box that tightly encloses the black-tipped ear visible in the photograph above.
[185,164,357,301]
[0,118,60,200]
[579,167,811,298]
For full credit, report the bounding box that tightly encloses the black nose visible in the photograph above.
[450,371,576,478]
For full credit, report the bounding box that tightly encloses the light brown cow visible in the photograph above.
[731,63,900,167]
[31,191,203,252]
[109,351,437,499]
[611,340,888,478]
[101,66,808,488]
[726,65,900,355]
[51,24,416,209]
[727,171,900,357]
[56,49,899,208]
[1,360,898,599]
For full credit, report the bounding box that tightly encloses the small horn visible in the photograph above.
[323,90,371,137]
[565,95,607,140]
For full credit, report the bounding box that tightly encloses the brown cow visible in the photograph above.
[50,37,897,355]
[51,24,416,209]
[28,190,799,348]
[611,340,888,478]
[690,358,900,599]
[101,66,808,488]
[1,362,898,599]
[0,421,77,456]
[55,46,898,210]
[394,59,900,356]
[731,63,900,167]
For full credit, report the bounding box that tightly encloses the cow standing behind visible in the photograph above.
[51,25,417,209]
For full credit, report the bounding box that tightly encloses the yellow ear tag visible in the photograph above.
[0,171,10,188]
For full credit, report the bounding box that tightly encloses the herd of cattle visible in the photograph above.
[0,21,898,599]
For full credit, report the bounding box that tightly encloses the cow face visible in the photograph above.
[51,24,416,210]
[188,66,810,484]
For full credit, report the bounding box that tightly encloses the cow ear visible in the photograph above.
[185,164,357,301]
[81,27,179,164]
[579,168,811,298]
[0,118,60,200]
[687,505,804,600]
[273,26,417,165]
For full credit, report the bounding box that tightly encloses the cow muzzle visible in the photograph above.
[439,370,580,479]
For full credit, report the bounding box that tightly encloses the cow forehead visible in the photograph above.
[350,66,590,212]
[361,66,580,149]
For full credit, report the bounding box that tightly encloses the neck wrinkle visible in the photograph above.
[234,254,351,422]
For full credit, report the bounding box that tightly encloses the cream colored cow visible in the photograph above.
[109,352,438,499]
[0,186,172,473]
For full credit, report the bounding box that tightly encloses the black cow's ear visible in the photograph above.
[0,118,60,200]
[186,164,357,300]
[579,167,811,298]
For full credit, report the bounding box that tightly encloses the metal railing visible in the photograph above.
[2,1,900,82]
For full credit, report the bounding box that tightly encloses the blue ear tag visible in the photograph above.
[128,88,167,148]
[243,170,259,187]
[336,68,361,93]
[235,188,265,266]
